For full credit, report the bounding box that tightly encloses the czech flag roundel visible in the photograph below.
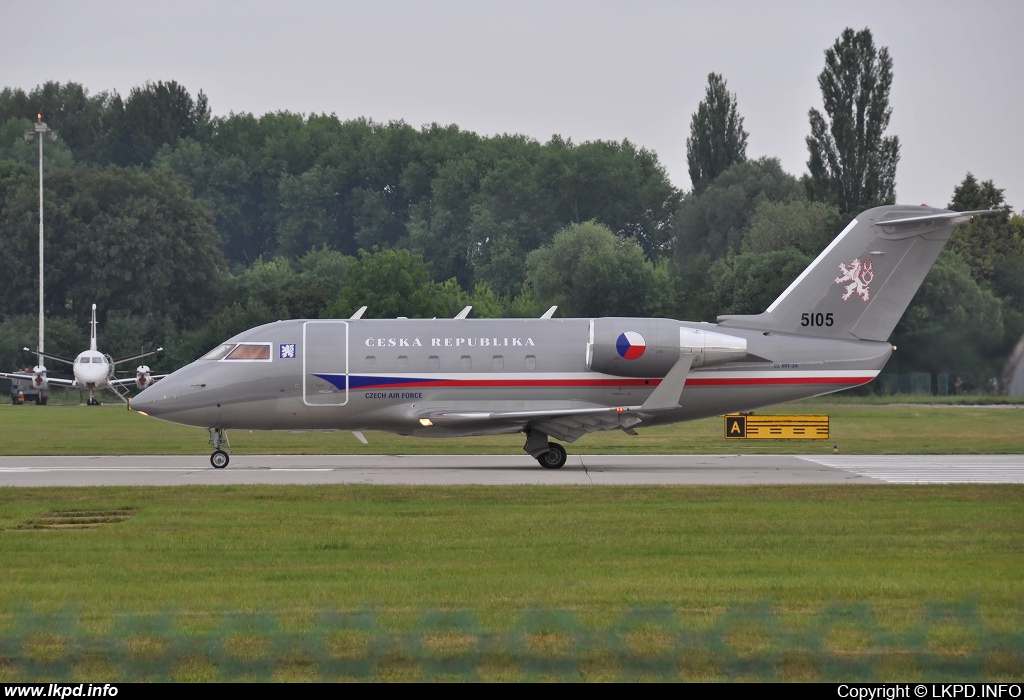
[616,331,646,360]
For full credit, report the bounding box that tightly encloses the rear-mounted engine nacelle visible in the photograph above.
[587,318,746,377]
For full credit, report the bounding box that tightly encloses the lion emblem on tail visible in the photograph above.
[835,258,874,301]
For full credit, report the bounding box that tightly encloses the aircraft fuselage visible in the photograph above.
[132,317,891,436]
[72,350,113,390]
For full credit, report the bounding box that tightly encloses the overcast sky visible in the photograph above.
[3,0,1022,211]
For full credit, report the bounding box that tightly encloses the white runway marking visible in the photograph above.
[1,455,1022,485]
[801,455,1024,483]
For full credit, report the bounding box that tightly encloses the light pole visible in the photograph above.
[23,115,56,367]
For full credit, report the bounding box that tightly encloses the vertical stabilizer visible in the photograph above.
[90,303,98,351]
[717,205,992,341]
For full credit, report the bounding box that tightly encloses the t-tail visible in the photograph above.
[718,204,993,341]
[89,303,98,352]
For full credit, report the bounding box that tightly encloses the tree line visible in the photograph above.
[0,27,1021,390]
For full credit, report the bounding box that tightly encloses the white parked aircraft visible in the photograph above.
[0,304,164,405]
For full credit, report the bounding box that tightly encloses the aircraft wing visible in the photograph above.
[420,404,644,442]
[0,372,30,382]
[0,372,76,387]
[108,375,166,388]
[420,356,696,443]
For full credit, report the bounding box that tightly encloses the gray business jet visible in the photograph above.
[131,205,989,469]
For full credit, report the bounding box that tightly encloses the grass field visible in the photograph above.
[3,484,1021,617]
[0,484,1022,680]
[1,400,1022,455]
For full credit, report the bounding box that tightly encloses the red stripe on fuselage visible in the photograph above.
[351,375,874,390]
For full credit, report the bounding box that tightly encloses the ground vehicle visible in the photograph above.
[7,371,48,405]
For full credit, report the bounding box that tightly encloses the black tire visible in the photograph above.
[211,450,229,469]
[537,442,567,469]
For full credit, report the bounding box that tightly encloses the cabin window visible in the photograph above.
[460,355,472,370]
[365,356,377,369]
[225,343,272,361]
[201,344,235,360]
[428,355,440,370]
[525,355,537,370]
[492,355,503,370]
[397,355,409,370]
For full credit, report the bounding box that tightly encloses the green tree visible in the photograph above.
[671,157,802,265]
[889,250,1005,381]
[104,80,211,166]
[805,27,899,213]
[699,249,812,318]
[3,166,227,327]
[406,146,489,287]
[0,315,84,374]
[323,247,448,319]
[945,173,1020,282]
[526,221,654,317]
[0,117,75,171]
[0,82,110,162]
[743,199,841,256]
[277,164,342,256]
[686,73,748,195]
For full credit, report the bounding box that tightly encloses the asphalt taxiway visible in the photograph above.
[1,454,1022,486]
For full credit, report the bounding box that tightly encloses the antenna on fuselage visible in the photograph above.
[455,306,472,319]
[350,306,367,319]
[540,306,557,319]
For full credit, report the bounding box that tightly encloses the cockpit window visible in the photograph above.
[225,343,272,361]
[91,357,104,363]
[201,344,236,360]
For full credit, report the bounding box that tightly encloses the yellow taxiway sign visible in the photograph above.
[724,414,829,439]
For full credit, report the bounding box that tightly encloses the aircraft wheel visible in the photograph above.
[537,442,567,469]
[211,450,229,469]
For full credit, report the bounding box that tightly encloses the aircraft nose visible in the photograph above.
[130,366,209,418]
[129,383,160,415]
[129,362,233,429]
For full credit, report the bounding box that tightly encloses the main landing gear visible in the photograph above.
[524,428,568,469]
[208,427,230,468]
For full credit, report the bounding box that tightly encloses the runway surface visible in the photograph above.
[1,454,1023,486]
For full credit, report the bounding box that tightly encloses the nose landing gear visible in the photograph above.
[208,427,230,468]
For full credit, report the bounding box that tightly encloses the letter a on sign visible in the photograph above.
[725,415,746,438]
